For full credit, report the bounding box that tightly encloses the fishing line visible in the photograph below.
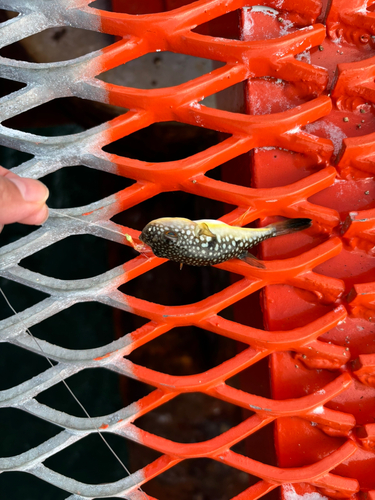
[1,206,259,493]
[48,208,143,249]
[0,208,148,499]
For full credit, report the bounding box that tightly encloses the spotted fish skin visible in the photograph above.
[139,217,312,267]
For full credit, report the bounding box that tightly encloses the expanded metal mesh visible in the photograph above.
[0,0,374,499]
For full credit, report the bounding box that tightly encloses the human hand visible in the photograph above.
[0,166,49,233]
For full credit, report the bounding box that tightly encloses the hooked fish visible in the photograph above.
[139,217,312,268]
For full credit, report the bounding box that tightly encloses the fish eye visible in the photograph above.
[164,230,178,241]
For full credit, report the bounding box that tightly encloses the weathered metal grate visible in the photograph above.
[0,0,374,499]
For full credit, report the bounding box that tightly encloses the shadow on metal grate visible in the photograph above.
[1,0,375,499]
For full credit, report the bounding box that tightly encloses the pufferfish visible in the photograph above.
[139,217,312,268]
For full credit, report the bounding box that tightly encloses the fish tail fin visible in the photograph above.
[240,252,266,268]
[269,218,312,237]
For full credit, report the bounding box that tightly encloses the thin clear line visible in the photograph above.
[48,208,127,239]
[0,286,148,500]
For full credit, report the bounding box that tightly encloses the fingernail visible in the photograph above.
[8,177,49,203]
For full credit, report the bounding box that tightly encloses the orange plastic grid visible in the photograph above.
[0,0,374,499]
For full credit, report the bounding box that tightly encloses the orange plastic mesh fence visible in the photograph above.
[0,0,374,499]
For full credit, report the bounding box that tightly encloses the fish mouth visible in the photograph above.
[139,232,145,243]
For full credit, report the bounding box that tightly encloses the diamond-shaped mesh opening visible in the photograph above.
[30,303,146,349]
[45,433,162,483]
[0,408,61,456]
[319,317,375,359]
[272,351,339,399]
[279,417,347,467]
[0,27,113,62]
[135,392,244,442]
[120,262,232,305]
[20,234,126,279]
[309,177,375,218]
[261,225,318,260]
[228,356,271,398]
[313,248,375,291]
[231,422,276,465]
[127,326,244,375]
[192,10,242,40]
[0,8,16,15]
[103,122,230,162]
[0,343,51,390]
[0,77,26,98]
[144,458,252,500]
[0,279,49,320]
[206,151,253,186]
[111,190,231,230]
[3,98,114,133]
[88,0,107,8]
[36,368,125,417]
[0,472,68,500]
[0,145,33,168]
[253,148,321,188]
[218,288,264,324]
[263,284,334,329]
[119,375,155,405]
[258,490,281,500]
[93,0,198,14]
[201,81,248,112]
[327,392,375,426]
[113,308,151,337]
[97,51,224,89]
[41,166,135,208]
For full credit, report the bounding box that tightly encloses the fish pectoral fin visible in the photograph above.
[194,222,216,238]
[239,251,266,269]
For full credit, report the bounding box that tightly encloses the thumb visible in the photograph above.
[0,173,49,227]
